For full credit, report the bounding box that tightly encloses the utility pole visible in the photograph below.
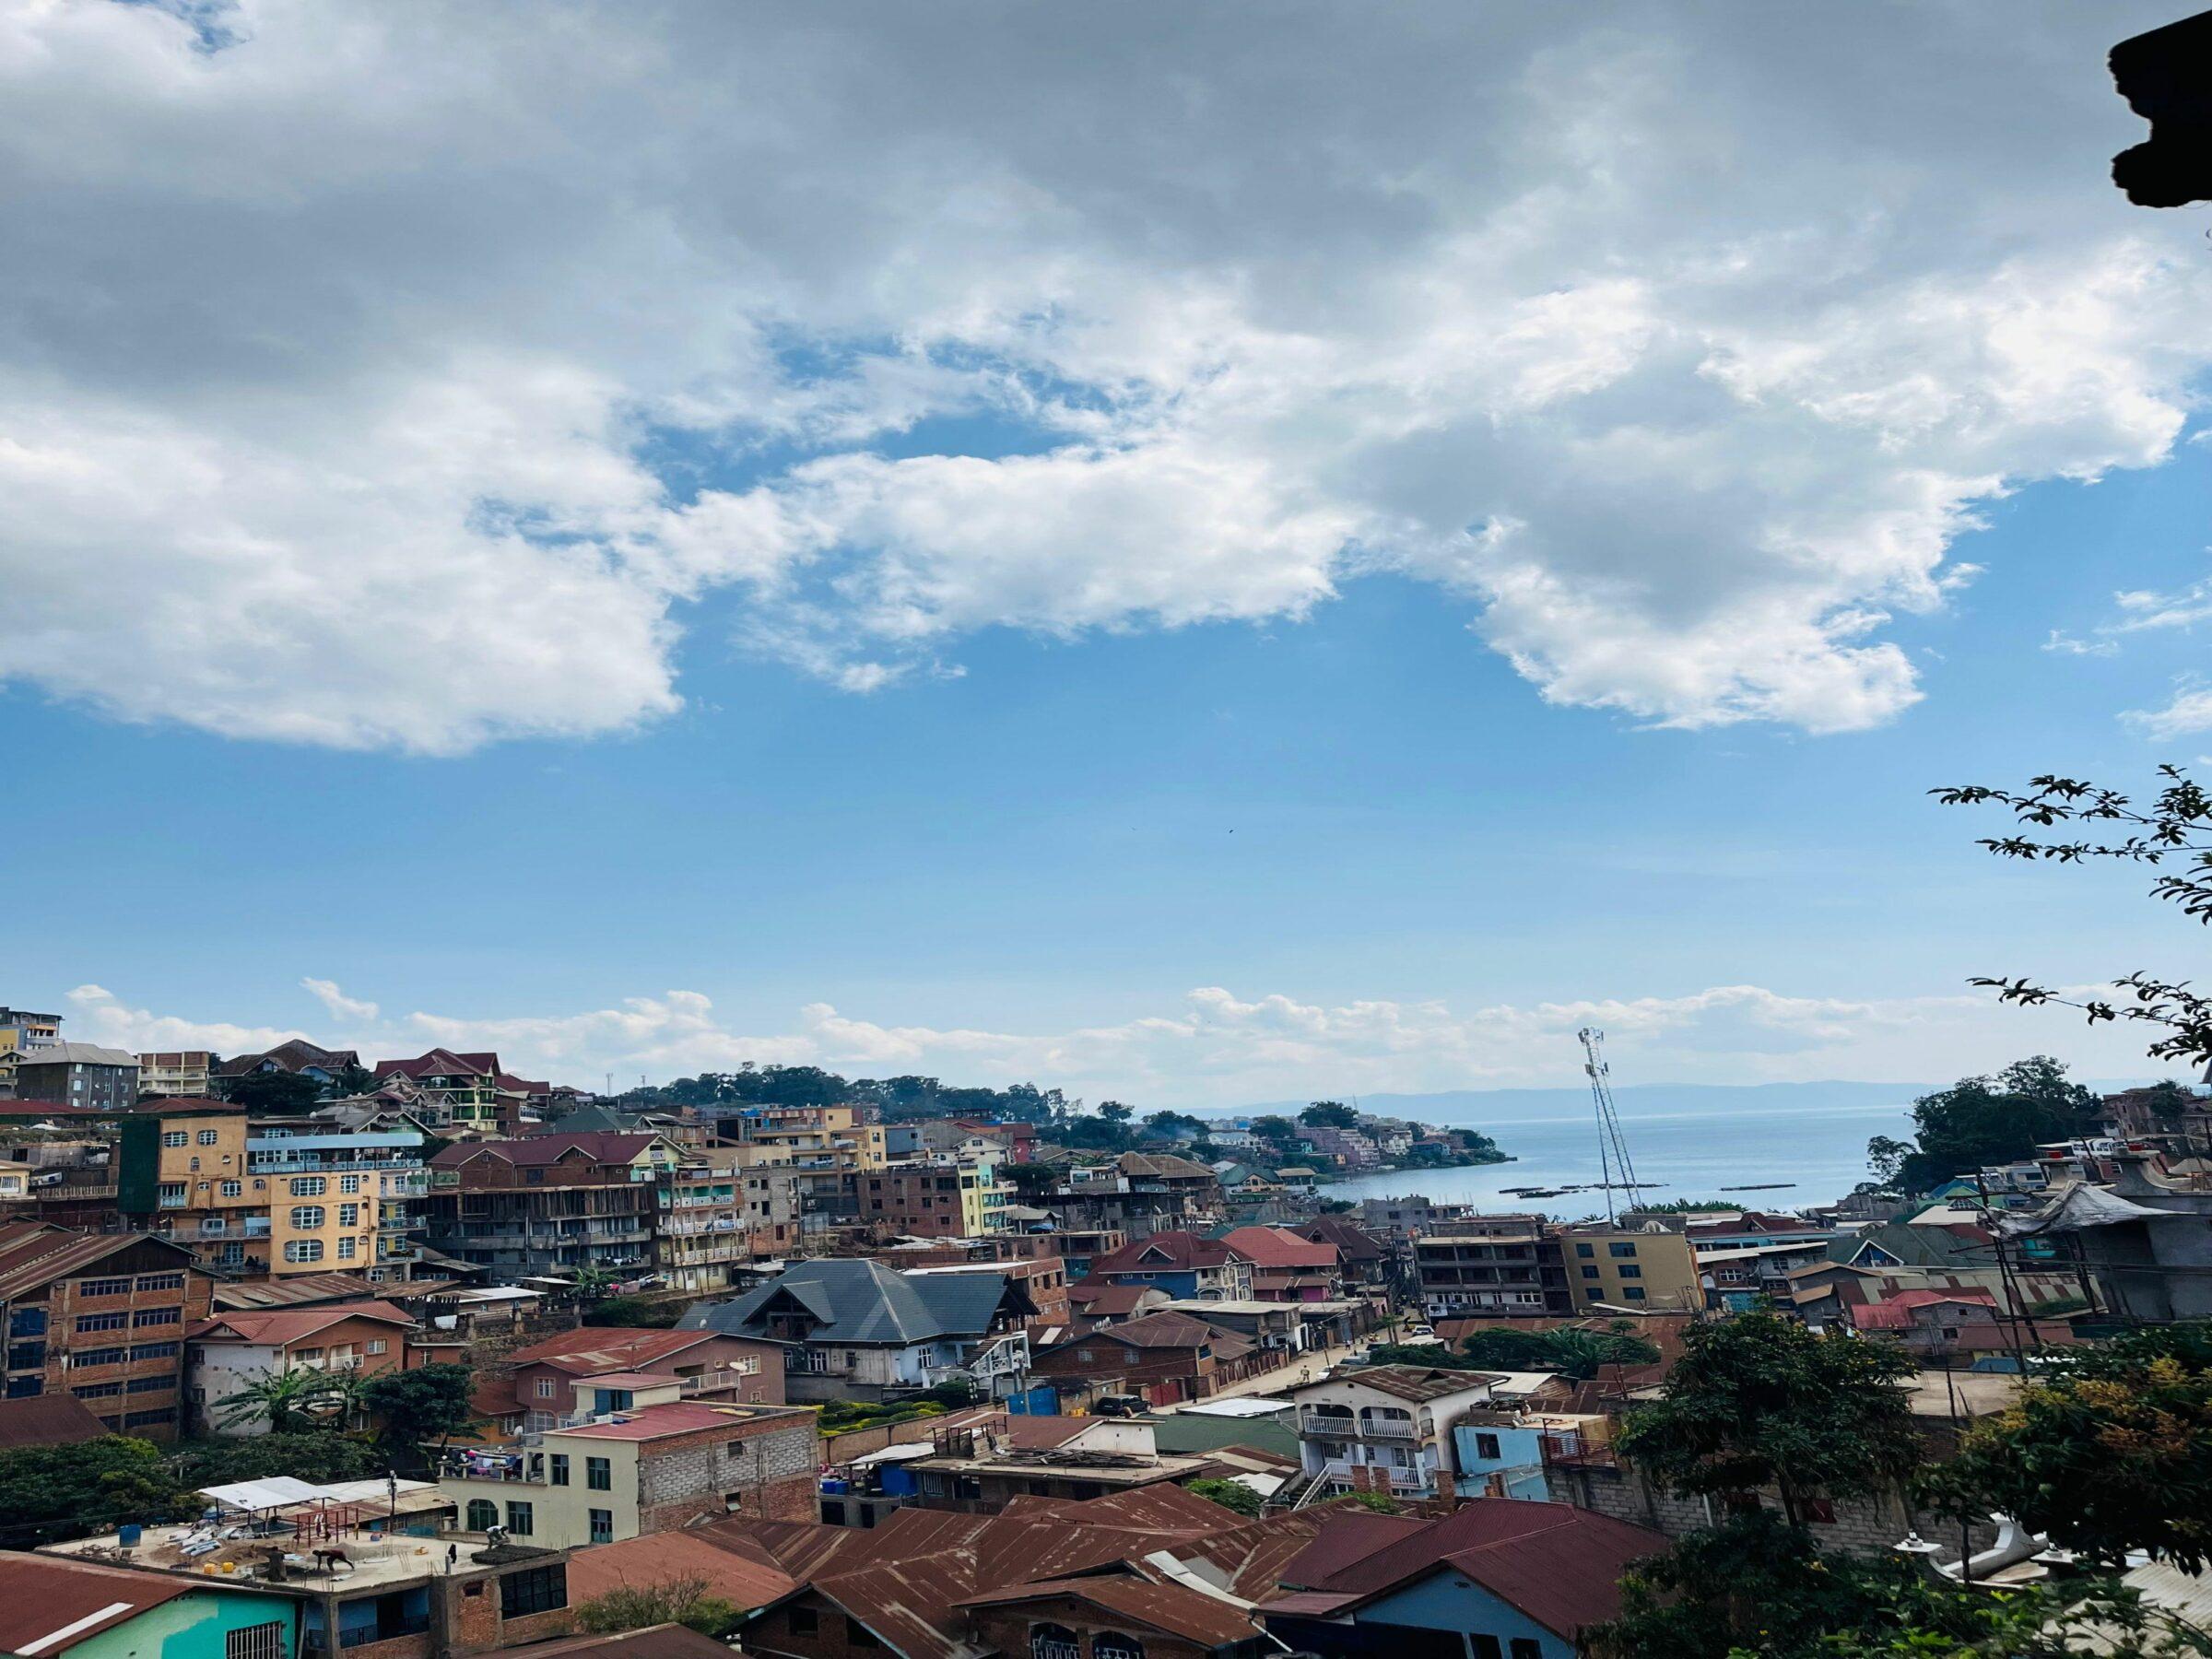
[1579,1029,1639,1224]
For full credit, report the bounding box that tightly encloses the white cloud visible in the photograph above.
[64,983,308,1057]
[301,978,379,1023]
[2,3,2207,747]
[2125,679,2212,739]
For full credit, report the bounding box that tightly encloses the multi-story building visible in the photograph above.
[185,1298,417,1435]
[371,1049,549,1135]
[424,1133,678,1280]
[0,1008,63,1057]
[1050,1152,1224,1239]
[11,1046,138,1112]
[438,1392,818,1547]
[1413,1216,1572,1319]
[858,1161,1012,1238]
[0,1219,214,1440]
[116,1102,269,1277]
[1288,1363,1505,1500]
[1559,1222,1702,1313]
[659,1163,746,1292]
[1082,1230,1253,1300]
[135,1052,216,1100]
[247,1127,431,1281]
[719,1104,888,1171]
[213,1040,362,1096]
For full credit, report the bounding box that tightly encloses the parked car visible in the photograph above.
[1091,1393,1147,1418]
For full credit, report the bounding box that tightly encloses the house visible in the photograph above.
[1841,1288,2075,1361]
[1828,1205,2078,1314]
[0,1391,110,1450]
[2000,1158,2212,1322]
[1414,1218,1571,1320]
[1293,1218,1392,1288]
[566,1531,797,1624]
[1557,1223,1701,1314]
[0,1549,303,1659]
[10,1046,138,1113]
[1450,1409,1611,1503]
[679,1257,1037,1403]
[136,1051,217,1100]
[372,1049,551,1135]
[496,1326,783,1431]
[1287,1364,1508,1501]
[1067,1280,1172,1332]
[903,1416,1225,1513]
[1030,1311,1260,1406]
[1083,1232,1253,1301]
[184,1300,416,1435]
[903,1257,1071,1338]
[440,1396,818,1547]
[0,1220,214,1440]
[1050,1154,1224,1239]
[215,1040,362,1092]
[1259,1498,1669,1659]
[482,1627,735,1659]
[1222,1227,1341,1302]
[423,1133,680,1280]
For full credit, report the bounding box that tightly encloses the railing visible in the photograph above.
[1299,1408,1416,1438]
[1313,1458,1430,1493]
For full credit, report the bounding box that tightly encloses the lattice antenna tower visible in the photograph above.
[1579,1027,1640,1223]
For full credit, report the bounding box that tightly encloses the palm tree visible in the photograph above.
[216,1366,348,1433]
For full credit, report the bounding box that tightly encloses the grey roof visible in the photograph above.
[678,1258,1021,1346]
[1831,1219,1991,1271]
[13,1044,135,1068]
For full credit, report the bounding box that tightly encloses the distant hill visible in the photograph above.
[1223,1077,2163,1126]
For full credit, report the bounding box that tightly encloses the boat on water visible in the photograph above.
[1720,1182,1797,1192]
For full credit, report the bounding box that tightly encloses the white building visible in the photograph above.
[1288,1363,1505,1500]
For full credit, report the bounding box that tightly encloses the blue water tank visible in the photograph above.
[119,1524,142,1548]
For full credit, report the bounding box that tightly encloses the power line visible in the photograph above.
[1578,1028,1639,1224]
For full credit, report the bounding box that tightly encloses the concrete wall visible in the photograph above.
[69,1587,296,1659]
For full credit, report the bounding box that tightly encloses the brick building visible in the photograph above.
[0,1221,214,1440]
[1029,1310,1260,1406]
[492,1326,783,1433]
[424,1133,681,1279]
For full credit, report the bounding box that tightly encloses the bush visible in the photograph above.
[172,1432,388,1488]
[1186,1477,1262,1517]
[575,1573,744,1639]
[1349,1491,1402,1514]
[583,1296,682,1329]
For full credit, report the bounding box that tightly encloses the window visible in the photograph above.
[337,1238,358,1260]
[1475,1432,1501,1460]
[189,1159,201,1172]
[198,1130,220,1146]
[789,1608,818,1637]
[550,1453,569,1487]
[289,1206,325,1230]
[4,1377,41,1398]
[1608,1241,1638,1258]
[845,1618,881,1649]
[132,1307,180,1328]
[340,1176,361,1194]
[1511,1642,1544,1659]
[1617,1265,1641,1278]
[500,1565,568,1619]
[1471,1641,1502,1659]
[297,1348,324,1363]
[161,1131,188,1148]
[367,1338,388,1356]
[77,1277,131,1298]
[588,1507,613,1543]
[73,1347,127,1368]
[1031,1623,1080,1659]
[1623,1286,1647,1301]
[1580,1265,1599,1280]
[290,1177,325,1197]
[465,1499,499,1531]
[220,1181,243,1198]
[1093,1632,1144,1659]
[1803,1497,1837,1524]
[130,1341,180,1361]
[73,1382,124,1399]
[535,1378,557,1399]
[76,1312,127,1333]
[339,1204,359,1227]
[505,1500,534,1536]
[127,1374,171,1394]
[586,1456,611,1490]
[227,1622,287,1659]
[1573,1241,1594,1257]
[124,1407,174,1428]
[284,1240,324,1264]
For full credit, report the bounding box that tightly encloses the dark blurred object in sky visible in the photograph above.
[2112,9,2212,206]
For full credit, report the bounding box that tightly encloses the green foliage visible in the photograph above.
[1099,1100,1134,1124]
[1630,1198,1739,1214]
[1248,1115,1300,1145]
[0,1436,194,1546]
[574,1573,746,1639]
[1300,1100,1359,1129]
[218,1069,328,1112]
[1455,1325,1662,1381]
[1866,1056,2096,1193]
[1186,1477,1262,1517]
[1347,1490,1402,1514]
[1616,1309,1919,1526]
[818,1398,947,1435]
[362,1363,477,1465]
[1318,1198,1356,1214]
[916,1379,977,1408]
[216,1366,354,1433]
[619,1065,1071,1125]
[1001,1163,1060,1197]
[1922,1322,2212,1570]
[171,1432,388,1489]
[582,1295,682,1328]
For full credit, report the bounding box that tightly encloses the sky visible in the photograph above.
[5,0,2212,1108]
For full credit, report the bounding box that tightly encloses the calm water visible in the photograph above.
[1317,1099,1915,1218]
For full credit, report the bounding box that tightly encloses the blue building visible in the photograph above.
[1449,1413,1604,1503]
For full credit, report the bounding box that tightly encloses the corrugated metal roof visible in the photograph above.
[568,1531,796,1612]
[682,1258,1017,1346]
[478,1623,734,1659]
[0,1394,108,1451]
[0,1550,194,1654]
[959,1575,1259,1648]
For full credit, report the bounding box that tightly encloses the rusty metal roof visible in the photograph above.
[960,1575,1261,1649]
[0,1550,194,1654]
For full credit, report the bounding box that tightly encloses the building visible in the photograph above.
[903,1255,1071,1336]
[660,1162,746,1292]
[214,1040,363,1094]
[1287,1363,1508,1501]
[0,1220,214,1440]
[115,1102,265,1275]
[185,1300,416,1435]
[718,1104,888,1171]
[680,1257,1037,1403]
[0,1549,305,1659]
[1558,1222,1701,1313]
[2001,1159,2212,1322]
[11,1045,137,1112]
[904,1416,1224,1513]
[371,1049,550,1135]
[1066,1281,1172,1333]
[1413,1218,1571,1319]
[1221,1226,1342,1302]
[251,1126,432,1280]
[0,1008,63,1057]
[1051,1153,1223,1238]
[1082,1231,1253,1301]
[1029,1310,1260,1406]
[0,1391,110,1450]
[1450,1408,1611,1502]
[424,1133,680,1280]
[1258,1497,1669,1659]
[859,1161,1014,1238]
[135,1051,216,1100]
[494,1326,784,1433]
[439,1394,818,1547]
[1292,1217,1393,1288]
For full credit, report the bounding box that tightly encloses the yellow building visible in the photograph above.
[251,1130,430,1279]
[1562,1223,1702,1313]
[0,1007,62,1057]
[959,1162,1015,1236]
[119,1105,268,1274]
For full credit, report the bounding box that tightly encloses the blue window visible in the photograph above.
[8,1309,47,1338]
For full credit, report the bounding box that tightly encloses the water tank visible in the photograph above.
[119,1524,142,1548]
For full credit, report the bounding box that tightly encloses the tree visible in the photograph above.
[1347,1490,1402,1514]
[574,1573,745,1639]
[1099,1100,1134,1124]
[1615,1310,1919,1526]
[0,1436,194,1546]
[218,1069,327,1113]
[362,1363,477,1468]
[584,1294,681,1328]
[1249,1114,1300,1144]
[1453,1325,1661,1381]
[1865,1056,2096,1194]
[1933,766,2212,1069]
[1185,1477,1263,1517]
[171,1432,387,1489]
[1300,1100,1359,1129]
[1922,1321,2212,1570]
[218,1366,351,1433]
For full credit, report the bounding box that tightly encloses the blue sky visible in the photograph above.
[4,3,2210,1104]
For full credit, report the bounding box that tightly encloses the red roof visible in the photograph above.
[559,1402,797,1441]
[959,1575,1262,1647]
[506,1327,720,1373]
[0,1394,110,1451]
[1087,1231,1238,1275]
[188,1300,415,1347]
[1224,1226,1338,1269]
[568,1531,796,1611]
[0,1551,194,1654]
[429,1132,664,1170]
[1066,1282,1159,1314]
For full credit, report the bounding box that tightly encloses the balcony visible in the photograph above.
[1312,1458,1430,1493]
[1300,1408,1417,1439]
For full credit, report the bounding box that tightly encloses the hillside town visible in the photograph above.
[1,1004,2211,1657]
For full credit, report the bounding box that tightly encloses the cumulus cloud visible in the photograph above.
[64,983,309,1057]
[2,3,2206,748]
[301,978,379,1023]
